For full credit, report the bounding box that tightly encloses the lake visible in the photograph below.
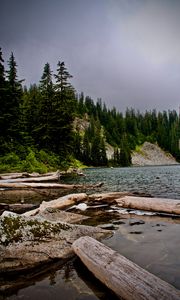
[2,165,180,299]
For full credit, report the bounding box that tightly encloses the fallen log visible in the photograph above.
[89,192,135,204]
[72,236,180,300]
[0,171,60,183]
[0,182,103,189]
[0,171,59,180]
[23,193,88,216]
[116,196,180,215]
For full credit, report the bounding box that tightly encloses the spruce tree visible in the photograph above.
[4,52,23,142]
[0,48,5,86]
[37,62,55,149]
[119,136,131,167]
[54,61,73,93]
[52,61,76,155]
[0,48,6,151]
[82,129,91,165]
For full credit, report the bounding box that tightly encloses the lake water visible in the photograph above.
[2,165,180,299]
[66,165,180,199]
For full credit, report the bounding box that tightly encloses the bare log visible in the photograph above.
[23,193,88,216]
[89,191,135,203]
[72,236,180,300]
[0,171,60,183]
[116,196,180,215]
[0,181,103,189]
[0,171,60,180]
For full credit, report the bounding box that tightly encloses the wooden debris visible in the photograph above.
[89,191,134,203]
[23,193,88,216]
[0,171,60,180]
[116,196,180,215]
[0,181,103,189]
[0,171,60,183]
[72,236,180,300]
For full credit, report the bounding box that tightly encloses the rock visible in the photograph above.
[35,207,89,224]
[132,142,178,166]
[129,220,145,226]
[98,223,118,230]
[0,214,112,281]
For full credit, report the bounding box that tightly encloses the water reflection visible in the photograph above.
[3,259,119,300]
[104,217,180,289]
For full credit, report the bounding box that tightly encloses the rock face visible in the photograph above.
[132,142,178,166]
[0,213,111,285]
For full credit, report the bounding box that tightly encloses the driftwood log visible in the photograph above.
[0,172,60,183]
[73,236,180,300]
[23,193,88,216]
[116,196,180,215]
[0,172,57,180]
[89,192,135,204]
[0,182,103,189]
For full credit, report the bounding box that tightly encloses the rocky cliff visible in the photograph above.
[132,142,178,166]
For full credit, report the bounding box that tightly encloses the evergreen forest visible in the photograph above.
[0,48,180,172]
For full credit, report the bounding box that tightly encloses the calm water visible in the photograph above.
[2,165,180,299]
[68,165,180,199]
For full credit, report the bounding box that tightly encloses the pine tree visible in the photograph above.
[0,48,7,151]
[52,61,76,155]
[99,137,108,165]
[82,129,91,164]
[119,136,131,167]
[73,132,82,160]
[0,48,5,86]
[4,52,23,141]
[54,61,73,93]
[37,62,55,149]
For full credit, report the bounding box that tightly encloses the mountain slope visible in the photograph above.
[132,142,178,166]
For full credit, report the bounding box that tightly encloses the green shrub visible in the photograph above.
[21,149,48,173]
[0,152,19,165]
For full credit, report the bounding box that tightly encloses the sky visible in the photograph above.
[1,0,180,112]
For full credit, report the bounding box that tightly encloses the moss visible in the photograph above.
[134,145,148,158]
[1,216,24,246]
[0,216,72,246]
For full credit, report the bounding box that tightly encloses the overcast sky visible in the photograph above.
[1,0,180,112]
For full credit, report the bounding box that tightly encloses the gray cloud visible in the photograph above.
[1,0,180,112]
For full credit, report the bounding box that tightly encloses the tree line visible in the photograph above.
[0,47,180,172]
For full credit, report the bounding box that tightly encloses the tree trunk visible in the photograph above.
[73,236,180,300]
[0,182,103,189]
[116,196,180,215]
[23,193,88,216]
[0,172,60,183]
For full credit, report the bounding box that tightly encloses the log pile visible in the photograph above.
[0,170,103,190]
